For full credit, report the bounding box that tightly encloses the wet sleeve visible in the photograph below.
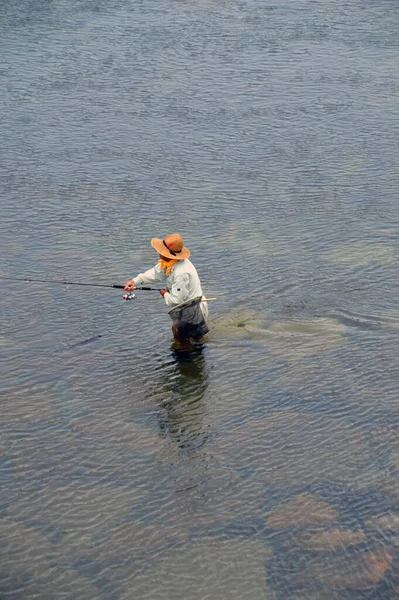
[163,273,190,307]
[133,264,165,286]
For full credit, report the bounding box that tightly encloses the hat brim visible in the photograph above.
[151,238,190,260]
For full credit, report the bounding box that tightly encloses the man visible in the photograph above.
[124,233,209,340]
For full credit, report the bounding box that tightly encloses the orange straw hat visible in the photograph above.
[151,233,190,260]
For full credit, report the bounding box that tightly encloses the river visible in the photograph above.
[1,0,398,598]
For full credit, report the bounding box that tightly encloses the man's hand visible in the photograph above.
[124,279,135,292]
[160,287,169,297]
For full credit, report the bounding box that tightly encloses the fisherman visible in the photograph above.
[124,233,209,341]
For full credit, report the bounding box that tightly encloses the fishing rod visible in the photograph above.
[0,276,160,291]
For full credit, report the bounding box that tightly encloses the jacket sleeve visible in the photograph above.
[163,273,190,307]
[133,263,166,286]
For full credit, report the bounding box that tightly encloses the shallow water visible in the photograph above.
[1,0,399,598]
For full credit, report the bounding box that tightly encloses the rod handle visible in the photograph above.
[114,285,159,291]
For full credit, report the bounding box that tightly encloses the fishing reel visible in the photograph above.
[123,292,136,301]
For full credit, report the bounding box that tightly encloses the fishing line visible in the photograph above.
[0,276,160,291]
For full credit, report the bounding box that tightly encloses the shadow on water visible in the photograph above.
[156,342,209,452]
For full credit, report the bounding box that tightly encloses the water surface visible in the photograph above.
[1,0,399,598]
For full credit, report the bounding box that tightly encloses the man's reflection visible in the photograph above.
[156,342,209,451]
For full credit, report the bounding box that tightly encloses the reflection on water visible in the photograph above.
[156,343,209,451]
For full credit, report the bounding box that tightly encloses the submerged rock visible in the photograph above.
[246,317,346,358]
[0,518,51,576]
[211,220,279,259]
[209,408,370,488]
[381,473,399,503]
[2,383,54,423]
[251,318,346,337]
[71,414,169,458]
[209,310,347,359]
[114,538,273,600]
[210,308,264,337]
[292,527,365,551]
[208,381,258,422]
[296,547,395,589]
[379,309,399,330]
[7,484,145,534]
[331,242,397,268]
[285,592,342,600]
[15,566,100,599]
[366,513,399,532]
[348,466,390,492]
[373,426,399,448]
[54,520,189,563]
[265,493,338,529]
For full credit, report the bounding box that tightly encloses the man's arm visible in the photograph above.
[124,264,165,291]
